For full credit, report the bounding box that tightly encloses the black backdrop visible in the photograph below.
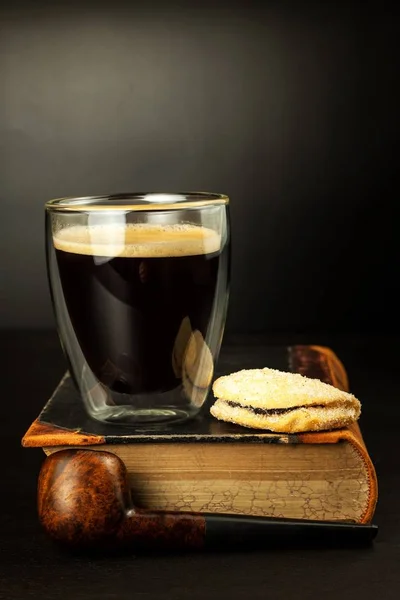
[1,1,397,334]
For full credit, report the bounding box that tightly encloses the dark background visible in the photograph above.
[1,0,397,334]
[1,4,399,597]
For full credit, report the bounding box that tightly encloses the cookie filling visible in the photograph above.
[225,401,325,416]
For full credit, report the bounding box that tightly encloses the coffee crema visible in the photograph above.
[53,223,221,258]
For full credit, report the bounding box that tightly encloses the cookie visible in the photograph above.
[210,367,361,433]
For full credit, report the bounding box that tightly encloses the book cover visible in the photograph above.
[22,345,378,524]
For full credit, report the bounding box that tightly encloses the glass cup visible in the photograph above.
[45,193,230,425]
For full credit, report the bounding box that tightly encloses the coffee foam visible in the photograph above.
[53,223,221,258]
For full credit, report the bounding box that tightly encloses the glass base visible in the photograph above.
[89,405,195,426]
[81,378,207,426]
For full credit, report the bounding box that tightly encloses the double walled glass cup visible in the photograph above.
[45,193,230,425]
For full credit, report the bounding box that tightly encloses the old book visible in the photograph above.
[22,345,378,524]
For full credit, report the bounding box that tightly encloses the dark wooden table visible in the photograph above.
[1,330,399,600]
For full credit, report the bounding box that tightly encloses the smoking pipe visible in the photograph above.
[38,449,377,551]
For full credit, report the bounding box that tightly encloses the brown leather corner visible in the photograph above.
[290,345,349,391]
[22,419,105,448]
[298,422,378,524]
[309,345,349,391]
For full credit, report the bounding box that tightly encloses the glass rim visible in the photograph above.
[45,192,229,212]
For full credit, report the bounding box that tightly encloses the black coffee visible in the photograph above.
[53,223,228,396]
